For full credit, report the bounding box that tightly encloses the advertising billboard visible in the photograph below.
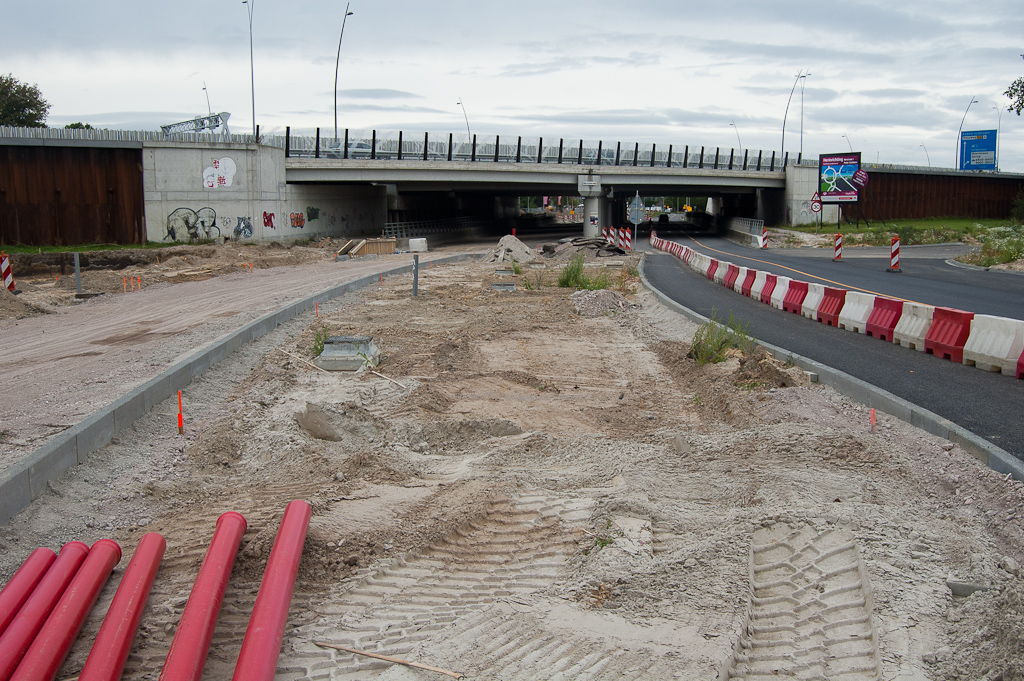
[819,153,861,203]
[959,130,997,171]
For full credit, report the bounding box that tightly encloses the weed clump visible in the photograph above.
[312,327,330,357]
[558,252,609,290]
[689,309,756,365]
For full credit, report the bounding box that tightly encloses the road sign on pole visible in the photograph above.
[628,192,644,226]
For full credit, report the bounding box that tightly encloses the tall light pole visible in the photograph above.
[242,0,255,138]
[993,104,1003,171]
[781,69,808,161]
[333,3,354,142]
[799,71,811,156]
[729,120,742,150]
[457,98,471,141]
[842,133,853,152]
[955,96,978,169]
[920,144,931,167]
[202,81,211,115]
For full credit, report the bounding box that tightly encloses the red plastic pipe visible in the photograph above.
[78,533,166,681]
[159,512,247,681]
[231,500,311,681]
[0,541,90,681]
[0,548,57,638]
[11,539,122,681]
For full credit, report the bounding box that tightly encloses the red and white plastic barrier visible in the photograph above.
[761,224,768,249]
[839,292,877,334]
[865,297,903,340]
[833,233,843,261]
[888,236,901,272]
[962,315,1024,375]
[893,303,934,351]
[801,283,826,319]
[620,228,632,251]
[924,307,975,362]
[602,226,610,244]
[1,252,15,293]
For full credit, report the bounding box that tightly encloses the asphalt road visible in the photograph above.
[641,242,1024,461]
[667,235,1024,319]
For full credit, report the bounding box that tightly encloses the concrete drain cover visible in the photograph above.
[315,336,381,371]
[491,282,516,292]
[494,269,515,276]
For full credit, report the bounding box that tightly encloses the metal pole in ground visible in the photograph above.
[412,254,419,296]
[74,253,82,295]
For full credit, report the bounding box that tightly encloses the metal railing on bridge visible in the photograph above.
[275,128,790,171]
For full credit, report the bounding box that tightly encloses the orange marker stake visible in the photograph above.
[870,408,876,434]
[315,301,319,317]
[123,276,127,293]
[131,276,135,292]
[177,390,184,435]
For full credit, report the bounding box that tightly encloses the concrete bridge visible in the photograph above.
[2,126,1021,247]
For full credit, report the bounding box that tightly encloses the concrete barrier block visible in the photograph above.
[771,276,791,310]
[142,374,171,411]
[801,283,826,319]
[28,433,79,498]
[750,271,767,300]
[75,411,114,463]
[112,390,147,433]
[0,463,32,525]
[839,291,875,334]
[893,303,934,351]
[962,314,1024,374]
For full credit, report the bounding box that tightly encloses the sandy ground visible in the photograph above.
[0,242,1022,680]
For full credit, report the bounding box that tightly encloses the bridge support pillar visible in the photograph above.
[583,196,604,238]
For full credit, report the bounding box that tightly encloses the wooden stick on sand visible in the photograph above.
[314,641,465,679]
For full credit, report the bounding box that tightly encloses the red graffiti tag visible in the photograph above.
[263,211,275,229]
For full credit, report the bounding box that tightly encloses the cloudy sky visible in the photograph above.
[5,0,1024,170]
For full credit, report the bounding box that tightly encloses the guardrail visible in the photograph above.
[381,217,482,241]
[276,128,789,171]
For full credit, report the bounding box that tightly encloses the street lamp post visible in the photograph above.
[955,96,978,168]
[781,69,808,162]
[993,104,1003,171]
[799,71,811,157]
[729,120,742,150]
[457,98,471,141]
[333,3,354,143]
[920,144,931,167]
[242,0,255,138]
[842,134,853,152]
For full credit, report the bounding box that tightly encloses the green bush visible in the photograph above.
[557,252,609,290]
[960,223,1024,266]
[689,310,756,365]
[312,327,330,356]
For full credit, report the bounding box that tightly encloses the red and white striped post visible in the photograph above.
[888,235,902,272]
[601,226,609,244]
[761,224,768,249]
[833,233,843,261]
[1,251,16,293]
[622,228,632,251]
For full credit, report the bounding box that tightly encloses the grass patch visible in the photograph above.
[557,252,609,290]
[312,327,330,357]
[510,259,523,275]
[787,217,1007,246]
[1,241,181,254]
[689,309,756,365]
[957,224,1024,267]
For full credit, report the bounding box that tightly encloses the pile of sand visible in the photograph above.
[484,235,536,264]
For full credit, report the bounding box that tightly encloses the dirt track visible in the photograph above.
[1,244,1023,680]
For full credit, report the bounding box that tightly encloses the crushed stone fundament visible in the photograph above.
[721,522,881,680]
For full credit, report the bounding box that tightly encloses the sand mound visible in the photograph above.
[484,235,536,264]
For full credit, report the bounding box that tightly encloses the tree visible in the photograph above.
[0,74,50,127]
[64,122,93,129]
[1006,55,1024,115]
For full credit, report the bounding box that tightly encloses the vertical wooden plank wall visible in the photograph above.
[0,145,144,246]
[843,171,1024,222]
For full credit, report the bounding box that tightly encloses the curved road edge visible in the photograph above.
[0,252,480,526]
[638,253,1024,482]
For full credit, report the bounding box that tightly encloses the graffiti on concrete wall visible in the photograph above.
[306,206,320,221]
[263,211,276,229]
[203,157,237,189]
[290,212,305,228]
[166,207,220,241]
[234,217,253,238]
